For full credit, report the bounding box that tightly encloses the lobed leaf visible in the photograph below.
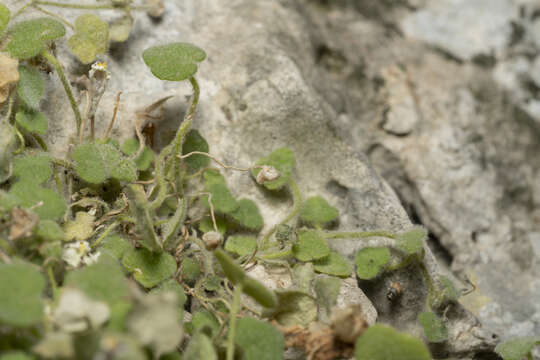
[225,235,257,257]
[418,311,448,343]
[7,18,65,59]
[121,138,154,171]
[68,14,109,64]
[354,247,391,280]
[17,65,44,110]
[191,310,220,336]
[293,229,330,262]
[122,247,177,288]
[36,219,65,242]
[235,318,285,360]
[252,147,295,190]
[142,42,206,81]
[495,337,540,360]
[15,109,48,135]
[9,182,66,220]
[199,216,227,235]
[100,234,131,259]
[0,261,45,326]
[313,251,352,277]
[395,226,426,255]
[180,257,201,284]
[64,211,94,241]
[203,169,238,213]
[355,325,431,360]
[230,198,264,231]
[299,196,339,228]
[12,154,51,184]
[182,129,210,172]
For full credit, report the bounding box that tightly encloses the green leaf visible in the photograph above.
[395,226,426,255]
[122,247,177,288]
[300,196,339,228]
[215,249,246,285]
[225,235,257,257]
[252,147,295,190]
[0,4,10,34]
[9,182,66,220]
[313,251,352,277]
[230,198,264,231]
[191,310,220,336]
[182,129,210,172]
[36,219,65,242]
[235,318,285,360]
[12,154,51,184]
[438,275,460,302]
[68,14,109,64]
[203,275,221,292]
[199,216,227,235]
[0,261,44,326]
[354,247,391,280]
[7,18,65,59]
[292,262,315,292]
[265,290,317,326]
[0,352,34,360]
[100,234,131,259]
[142,42,206,81]
[184,332,217,360]
[293,229,330,262]
[15,109,48,135]
[121,138,154,171]
[418,311,448,343]
[203,170,238,214]
[314,276,341,313]
[180,257,201,284]
[355,325,431,360]
[17,65,44,110]
[109,15,133,42]
[242,276,278,308]
[64,211,94,241]
[73,142,137,184]
[495,337,540,360]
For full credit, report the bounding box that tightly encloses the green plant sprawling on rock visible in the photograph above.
[0,1,506,359]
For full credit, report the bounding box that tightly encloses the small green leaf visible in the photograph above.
[495,337,540,360]
[355,325,431,360]
[230,198,264,231]
[300,196,339,228]
[418,311,448,343]
[182,129,210,172]
[242,276,278,308]
[252,147,295,190]
[142,42,206,81]
[314,276,341,313]
[203,170,238,214]
[214,249,245,285]
[122,247,177,288]
[293,229,330,262]
[109,15,133,42]
[191,310,220,336]
[313,251,352,277]
[7,18,65,59]
[235,318,285,360]
[121,138,154,171]
[199,216,227,235]
[36,219,65,242]
[0,351,34,360]
[184,332,217,360]
[0,4,10,34]
[73,142,137,184]
[64,211,94,241]
[395,226,426,255]
[0,261,45,326]
[12,154,51,184]
[9,182,66,220]
[100,234,130,259]
[17,65,44,110]
[225,235,257,257]
[68,14,109,64]
[15,109,48,135]
[354,247,391,280]
[265,290,317,326]
[203,275,221,292]
[438,275,460,302]
[180,257,201,284]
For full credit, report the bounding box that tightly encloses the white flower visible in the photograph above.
[62,240,101,268]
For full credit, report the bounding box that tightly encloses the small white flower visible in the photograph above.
[62,240,100,268]
[82,251,101,266]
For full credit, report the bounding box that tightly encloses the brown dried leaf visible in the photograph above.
[0,53,19,104]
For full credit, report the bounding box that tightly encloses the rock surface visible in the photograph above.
[5,0,540,358]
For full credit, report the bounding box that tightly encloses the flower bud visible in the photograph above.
[256,165,280,184]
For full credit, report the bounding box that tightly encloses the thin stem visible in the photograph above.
[13,125,25,154]
[92,221,119,249]
[42,50,82,137]
[47,266,59,302]
[32,133,48,151]
[226,285,242,360]
[53,165,63,195]
[34,1,121,10]
[104,91,122,140]
[32,4,75,29]
[11,1,33,19]
[323,230,398,240]
[2,92,15,124]
[178,151,251,172]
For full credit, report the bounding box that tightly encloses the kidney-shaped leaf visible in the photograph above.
[355,325,431,360]
[122,247,177,288]
[68,14,109,64]
[313,251,352,277]
[12,154,51,184]
[235,318,284,360]
[143,42,206,81]
[354,247,390,280]
[9,182,66,220]
[252,147,295,190]
[418,311,448,343]
[293,229,330,262]
[15,109,48,135]
[300,196,339,228]
[7,18,65,59]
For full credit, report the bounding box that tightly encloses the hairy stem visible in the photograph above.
[323,230,398,240]
[42,50,82,137]
[226,285,242,360]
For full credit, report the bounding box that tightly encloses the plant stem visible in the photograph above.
[34,1,121,10]
[32,133,48,151]
[2,92,15,124]
[226,285,242,360]
[50,157,74,170]
[260,247,293,260]
[47,266,59,302]
[323,230,398,240]
[11,1,33,19]
[32,4,75,29]
[92,221,119,249]
[42,50,82,138]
